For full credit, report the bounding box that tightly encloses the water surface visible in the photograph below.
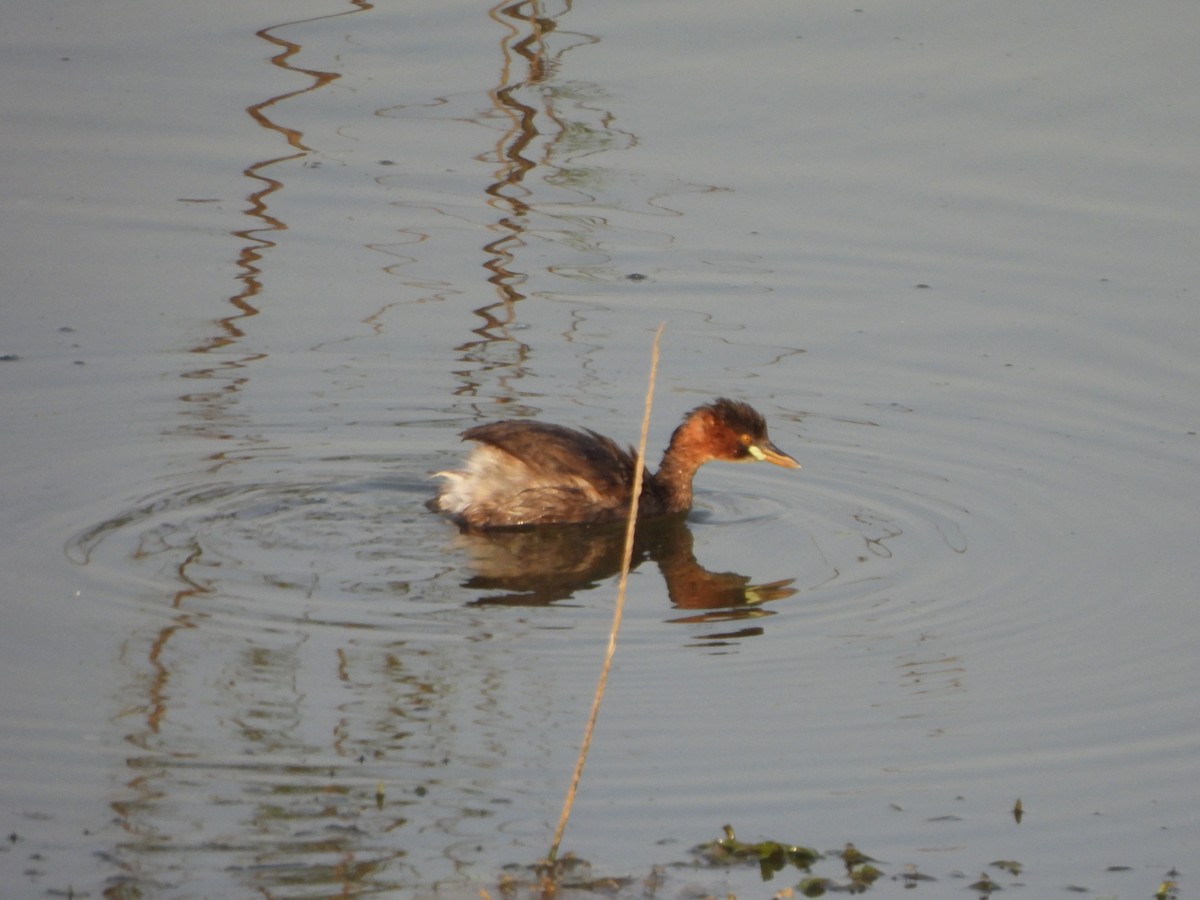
[2,0,1197,897]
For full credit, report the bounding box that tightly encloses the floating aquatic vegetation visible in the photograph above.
[692,824,822,880]
[690,826,915,894]
[969,871,1002,894]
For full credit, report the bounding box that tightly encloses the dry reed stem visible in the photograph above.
[546,322,665,864]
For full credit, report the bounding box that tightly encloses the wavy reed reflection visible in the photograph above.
[178,4,366,450]
[93,3,444,896]
[376,0,732,413]
[464,1,588,404]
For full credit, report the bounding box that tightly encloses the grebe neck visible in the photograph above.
[647,426,712,514]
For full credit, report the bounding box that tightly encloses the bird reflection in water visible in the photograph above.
[448,515,796,636]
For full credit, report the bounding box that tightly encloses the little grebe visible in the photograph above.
[430,398,799,530]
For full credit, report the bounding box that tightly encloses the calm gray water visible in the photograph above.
[2,0,1197,897]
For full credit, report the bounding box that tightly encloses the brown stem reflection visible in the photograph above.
[479,1,553,304]
[180,3,366,439]
[450,1,608,406]
[109,3,405,897]
[452,516,797,635]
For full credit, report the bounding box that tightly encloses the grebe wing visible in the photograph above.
[461,421,637,493]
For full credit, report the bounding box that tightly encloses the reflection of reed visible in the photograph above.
[481,0,551,307]
[451,1,608,405]
[449,1,560,400]
[177,11,364,454]
[453,516,797,622]
[182,6,363,412]
[110,5,400,897]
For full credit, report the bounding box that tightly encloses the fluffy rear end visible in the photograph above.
[432,444,623,529]
[432,445,525,519]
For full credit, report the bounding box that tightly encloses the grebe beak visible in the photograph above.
[748,438,801,469]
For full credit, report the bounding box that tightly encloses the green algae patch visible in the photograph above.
[693,824,822,879]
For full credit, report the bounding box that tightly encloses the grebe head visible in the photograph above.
[673,398,801,468]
